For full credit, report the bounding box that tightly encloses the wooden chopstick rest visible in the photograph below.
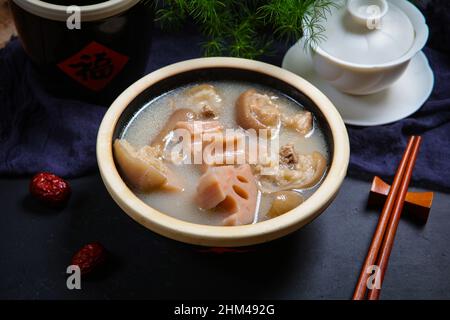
[369,176,434,225]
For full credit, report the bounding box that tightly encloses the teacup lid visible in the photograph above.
[319,0,415,65]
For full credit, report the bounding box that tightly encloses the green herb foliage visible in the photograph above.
[153,0,338,58]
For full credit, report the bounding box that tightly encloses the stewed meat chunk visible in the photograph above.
[282,111,313,135]
[279,144,298,166]
[236,89,281,135]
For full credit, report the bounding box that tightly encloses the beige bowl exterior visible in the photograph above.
[97,57,350,247]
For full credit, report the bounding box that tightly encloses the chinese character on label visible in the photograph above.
[58,41,129,91]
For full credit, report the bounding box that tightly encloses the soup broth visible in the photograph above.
[118,81,329,226]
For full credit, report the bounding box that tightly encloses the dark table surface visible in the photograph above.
[1,172,449,300]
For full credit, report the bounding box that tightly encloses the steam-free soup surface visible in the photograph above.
[120,81,329,225]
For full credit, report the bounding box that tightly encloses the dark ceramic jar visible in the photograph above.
[9,0,154,104]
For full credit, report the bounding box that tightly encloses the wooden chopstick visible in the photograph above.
[352,136,419,300]
[367,136,422,300]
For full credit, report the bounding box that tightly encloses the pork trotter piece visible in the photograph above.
[114,139,182,192]
[236,89,281,135]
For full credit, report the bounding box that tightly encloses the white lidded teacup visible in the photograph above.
[310,0,429,95]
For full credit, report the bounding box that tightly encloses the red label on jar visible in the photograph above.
[57,41,129,91]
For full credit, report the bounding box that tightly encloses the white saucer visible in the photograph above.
[281,42,434,126]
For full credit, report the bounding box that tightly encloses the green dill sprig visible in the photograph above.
[153,0,337,58]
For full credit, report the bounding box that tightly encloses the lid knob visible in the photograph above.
[347,0,388,30]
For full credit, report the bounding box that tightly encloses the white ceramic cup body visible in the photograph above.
[310,0,428,96]
[311,51,411,95]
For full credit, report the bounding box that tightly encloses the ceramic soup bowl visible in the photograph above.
[96,57,350,247]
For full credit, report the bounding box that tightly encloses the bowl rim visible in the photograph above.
[312,0,429,70]
[96,57,350,247]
